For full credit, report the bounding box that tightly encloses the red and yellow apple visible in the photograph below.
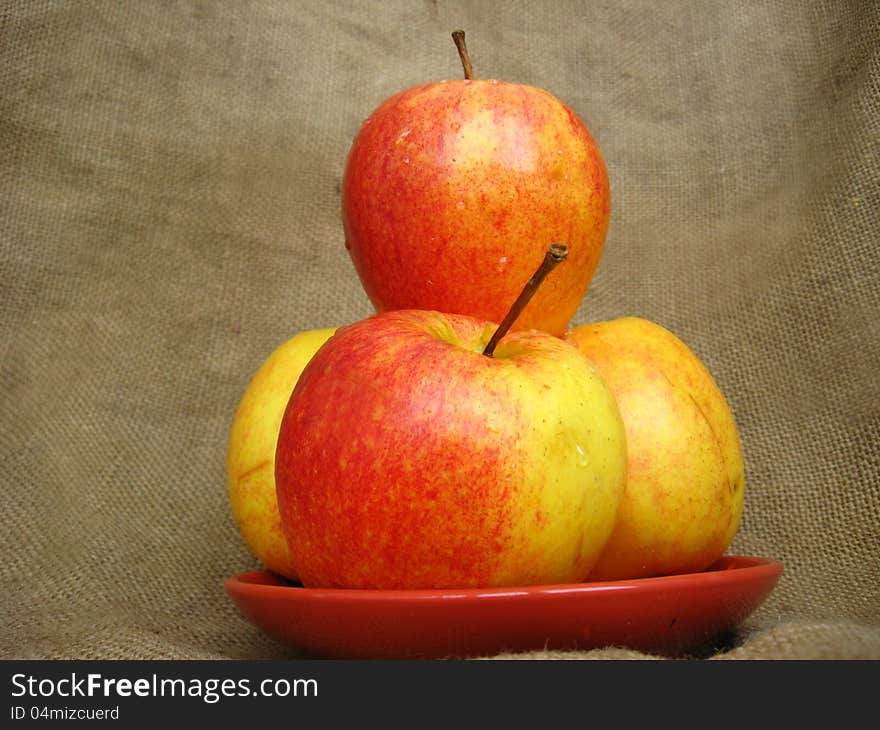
[226,327,337,579]
[274,309,627,589]
[564,317,745,581]
[341,33,609,336]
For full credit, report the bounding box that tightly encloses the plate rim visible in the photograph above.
[224,554,784,602]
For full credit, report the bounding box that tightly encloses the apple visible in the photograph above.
[226,327,337,579]
[341,30,610,337]
[564,317,746,581]
[275,247,627,589]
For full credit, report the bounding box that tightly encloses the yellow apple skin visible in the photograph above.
[564,317,745,581]
[226,328,337,579]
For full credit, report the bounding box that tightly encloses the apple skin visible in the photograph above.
[564,317,746,581]
[341,80,610,337]
[226,328,337,580]
[275,309,627,589]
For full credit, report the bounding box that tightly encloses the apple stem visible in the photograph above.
[482,243,569,357]
[452,30,474,80]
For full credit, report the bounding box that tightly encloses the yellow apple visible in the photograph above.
[226,328,336,579]
[564,317,745,581]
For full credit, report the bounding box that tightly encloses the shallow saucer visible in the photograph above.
[225,555,783,659]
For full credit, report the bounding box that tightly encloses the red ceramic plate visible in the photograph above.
[225,555,782,659]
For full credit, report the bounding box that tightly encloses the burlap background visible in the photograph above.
[2,1,878,660]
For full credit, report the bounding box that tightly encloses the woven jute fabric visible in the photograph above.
[2,1,878,660]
